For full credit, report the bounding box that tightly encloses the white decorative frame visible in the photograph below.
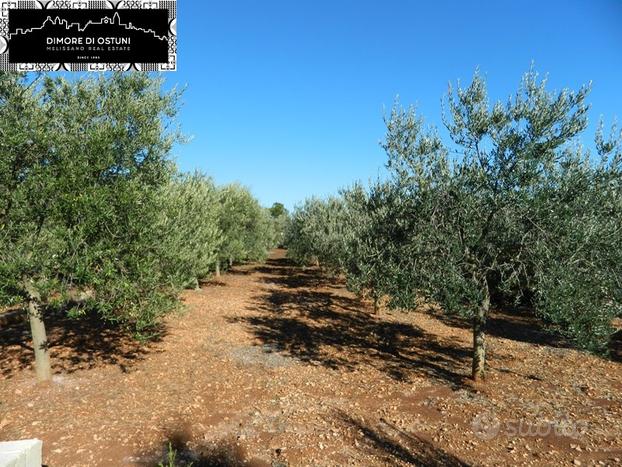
[0,0,177,71]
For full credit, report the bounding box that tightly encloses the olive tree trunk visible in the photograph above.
[215,260,221,277]
[28,299,52,382]
[471,288,490,380]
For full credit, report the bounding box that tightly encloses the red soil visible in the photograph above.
[1,249,620,466]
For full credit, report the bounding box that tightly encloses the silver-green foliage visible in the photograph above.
[529,126,622,351]
[156,172,222,289]
[285,196,349,268]
[286,68,622,374]
[0,72,182,331]
[0,73,274,336]
[217,183,276,266]
[269,202,290,248]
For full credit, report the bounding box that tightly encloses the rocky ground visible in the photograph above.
[1,249,621,466]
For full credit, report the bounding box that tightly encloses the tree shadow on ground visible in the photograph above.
[257,254,622,363]
[199,279,227,287]
[0,306,165,379]
[255,257,345,290]
[334,410,470,466]
[610,329,622,362]
[422,303,622,366]
[225,268,253,276]
[232,257,473,388]
[427,305,572,349]
[263,252,618,358]
[139,423,273,467]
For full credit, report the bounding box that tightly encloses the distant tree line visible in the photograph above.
[0,73,284,380]
[286,69,622,379]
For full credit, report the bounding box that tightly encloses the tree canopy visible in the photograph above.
[286,68,622,379]
[0,72,279,380]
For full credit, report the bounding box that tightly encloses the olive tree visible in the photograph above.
[0,72,182,380]
[282,69,621,380]
[382,69,612,379]
[156,172,222,289]
[529,124,622,352]
[286,184,412,312]
[268,202,290,248]
[339,182,412,313]
[285,196,349,269]
[215,184,273,275]
[0,73,55,380]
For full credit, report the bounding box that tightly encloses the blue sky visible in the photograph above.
[169,0,622,210]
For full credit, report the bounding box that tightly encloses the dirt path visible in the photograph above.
[1,249,621,466]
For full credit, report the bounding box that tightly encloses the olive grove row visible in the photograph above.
[0,73,285,380]
[286,69,622,379]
